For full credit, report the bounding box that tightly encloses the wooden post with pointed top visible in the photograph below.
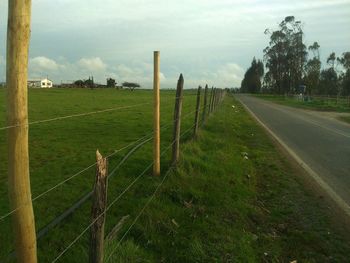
[171,74,184,165]
[6,1,37,262]
[153,51,160,176]
[194,86,202,137]
[90,150,108,263]
[202,84,208,123]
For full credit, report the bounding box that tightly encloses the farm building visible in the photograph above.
[28,78,53,88]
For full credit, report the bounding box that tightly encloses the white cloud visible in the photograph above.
[1,0,347,85]
[77,57,106,72]
[27,56,244,88]
[30,56,61,71]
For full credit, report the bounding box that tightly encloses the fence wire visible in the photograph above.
[0,104,202,222]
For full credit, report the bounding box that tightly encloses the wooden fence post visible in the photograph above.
[194,86,202,137]
[202,84,208,123]
[6,1,37,263]
[212,88,217,112]
[153,51,160,176]
[90,150,108,263]
[208,87,213,113]
[171,74,184,165]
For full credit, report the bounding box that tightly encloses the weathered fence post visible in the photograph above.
[153,51,160,176]
[194,86,202,137]
[171,74,184,165]
[90,150,108,263]
[209,87,213,113]
[6,1,37,262]
[210,88,215,113]
[202,84,208,123]
[212,88,217,112]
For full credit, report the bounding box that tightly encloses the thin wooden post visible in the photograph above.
[6,1,37,263]
[212,88,217,112]
[90,150,108,263]
[202,84,208,123]
[171,74,184,165]
[194,86,202,137]
[153,51,160,176]
[208,87,213,113]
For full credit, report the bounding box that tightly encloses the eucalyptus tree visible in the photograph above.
[337,52,350,95]
[241,57,264,93]
[319,52,338,95]
[263,16,307,94]
[305,42,321,94]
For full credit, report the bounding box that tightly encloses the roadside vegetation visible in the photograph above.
[106,94,350,262]
[253,94,350,113]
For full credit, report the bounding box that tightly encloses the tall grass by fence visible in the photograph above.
[1,76,226,262]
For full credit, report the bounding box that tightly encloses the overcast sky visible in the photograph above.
[0,0,349,88]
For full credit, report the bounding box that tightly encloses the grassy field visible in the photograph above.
[0,88,200,262]
[1,89,350,262]
[253,94,350,113]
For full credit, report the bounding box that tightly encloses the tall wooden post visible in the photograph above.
[202,84,208,123]
[90,150,108,263]
[6,1,37,262]
[153,51,160,176]
[171,74,184,165]
[193,86,202,137]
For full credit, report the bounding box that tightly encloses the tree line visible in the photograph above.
[241,16,350,96]
[72,76,141,90]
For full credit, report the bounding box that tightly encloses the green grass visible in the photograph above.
[104,95,349,262]
[0,88,199,262]
[339,116,350,124]
[0,89,349,262]
[254,94,350,113]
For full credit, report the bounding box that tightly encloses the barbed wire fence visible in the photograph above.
[1,73,226,262]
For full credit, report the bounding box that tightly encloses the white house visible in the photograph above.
[28,78,53,88]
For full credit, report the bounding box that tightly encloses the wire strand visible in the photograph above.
[50,124,195,263]
[0,102,151,131]
[105,166,174,262]
[0,131,153,221]
[0,105,201,221]
[0,92,200,131]
[0,101,211,222]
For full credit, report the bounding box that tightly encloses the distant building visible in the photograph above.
[28,78,53,88]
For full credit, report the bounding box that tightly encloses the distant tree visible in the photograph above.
[317,52,339,95]
[263,16,307,94]
[308,42,320,58]
[241,57,264,93]
[122,82,140,91]
[304,42,321,94]
[327,52,337,68]
[337,52,350,95]
[106,78,116,88]
[320,68,338,95]
[85,76,94,89]
[74,79,84,87]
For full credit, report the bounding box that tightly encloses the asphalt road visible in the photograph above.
[236,95,350,212]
